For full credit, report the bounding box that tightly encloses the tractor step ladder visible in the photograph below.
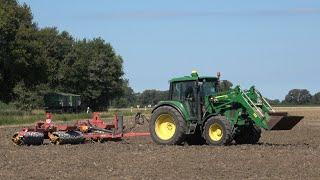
[254,89,276,113]
[240,89,264,118]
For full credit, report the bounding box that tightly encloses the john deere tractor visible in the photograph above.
[149,71,303,146]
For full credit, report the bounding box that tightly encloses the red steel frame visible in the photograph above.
[75,112,150,141]
[13,112,150,145]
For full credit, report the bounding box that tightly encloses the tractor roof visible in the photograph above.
[170,71,218,83]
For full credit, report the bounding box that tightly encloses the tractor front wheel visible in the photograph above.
[150,106,186,145]
[203,116,233,146]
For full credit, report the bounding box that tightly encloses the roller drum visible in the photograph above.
[12,132,44,146]
[51,131,85,145]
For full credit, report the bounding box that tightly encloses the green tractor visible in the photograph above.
[149,71,303,145]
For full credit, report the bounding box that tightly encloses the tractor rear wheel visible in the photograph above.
[234,125,261,145]
[150,106,186,145]
[203,116,233,146]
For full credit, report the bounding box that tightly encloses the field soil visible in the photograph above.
[1,107,320,179]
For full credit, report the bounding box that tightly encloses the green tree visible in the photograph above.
[266,98,280,105]
[312,92,320,104]
[284,89,312,105]
[0,0,125,111]
[13,81,48,110]
[112,80,136,108]
[58,38,124,109]
[36,28,73,88]
[0,1,60,109]
[137,90,169,106]
[219,80,233,92]
[0,0,38,102]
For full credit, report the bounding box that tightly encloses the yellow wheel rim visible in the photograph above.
[209,123,223,141]
[155,114,176,140]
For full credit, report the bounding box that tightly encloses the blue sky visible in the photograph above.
[19,0,320,99]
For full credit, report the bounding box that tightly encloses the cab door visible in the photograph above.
[170,81,198,120]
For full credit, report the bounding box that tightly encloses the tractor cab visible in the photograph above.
[168,71,219,121]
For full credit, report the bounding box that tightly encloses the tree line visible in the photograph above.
[0,0,125,110]
[112,88,169,108]
[269,89,320,105]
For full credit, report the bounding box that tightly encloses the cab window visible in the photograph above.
[201,79,216,97]
[171,81,195,101]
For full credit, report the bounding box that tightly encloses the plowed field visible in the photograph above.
[1,107,319,179]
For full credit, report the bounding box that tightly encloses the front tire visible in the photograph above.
[150,106,187,145]
[203,116,233,146]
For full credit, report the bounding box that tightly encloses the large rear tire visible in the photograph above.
[150,106,187,145]
[234,125,261,145]
[203,116,233,146]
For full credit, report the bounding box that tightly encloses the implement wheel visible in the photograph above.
[12,132,44,146]
[150,106,186,145]
[234,125,261,145]
[203,116,233,146]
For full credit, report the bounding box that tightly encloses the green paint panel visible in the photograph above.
[153,101,191,120]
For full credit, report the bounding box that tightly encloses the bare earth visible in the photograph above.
[0,107,320,180]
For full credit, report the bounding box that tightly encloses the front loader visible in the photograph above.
[149,71,303,145]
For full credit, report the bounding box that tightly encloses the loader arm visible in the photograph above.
[229,86,269,129]
[209,86,303,130]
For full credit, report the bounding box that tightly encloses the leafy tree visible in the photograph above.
[219,80,233,92]
[312,92,320,104]
[0,0,38,102]
[0,0,125,110]
[58,38,124,109]
[284,89,312,104]
[112,80,136,108]
[137,90,169,106]
[266,98,280,105]
[13,81,48,110]
[36,28,74,88]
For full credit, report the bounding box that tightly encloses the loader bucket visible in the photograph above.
[267,112,303,131]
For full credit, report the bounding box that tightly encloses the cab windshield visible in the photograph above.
[201,79,216,97]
